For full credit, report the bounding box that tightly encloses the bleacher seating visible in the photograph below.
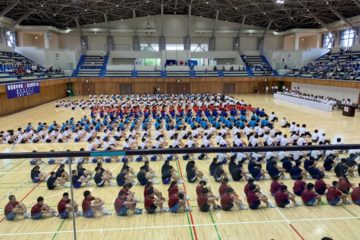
[0,51,63,83]
[77,55,106,77]
[242,55,274,76]
[287,49,360,80]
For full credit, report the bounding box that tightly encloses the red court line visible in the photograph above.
[0,164,59,223]
[289,223,305,240]
[177,160,199,240]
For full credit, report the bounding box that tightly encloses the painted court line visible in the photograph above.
[176,160,198,240]
[0,216,359,237]
[267,195,305,240]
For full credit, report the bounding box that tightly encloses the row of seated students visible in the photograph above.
[5,173,360,221]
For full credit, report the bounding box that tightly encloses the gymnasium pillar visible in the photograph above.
[209,36,216,51]
[44,32,50,49]
[184,35,190,51]
[233,37,240,52]
[159,36,166,51]
[133,35,140,51]
[80,35,88,55]
[106,35,114,52]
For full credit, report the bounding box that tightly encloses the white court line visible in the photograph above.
[0,216,359,237]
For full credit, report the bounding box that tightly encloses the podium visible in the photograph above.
[342,105,356,117]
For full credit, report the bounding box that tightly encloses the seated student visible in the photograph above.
[293,176,307,196]
[142,161,156,179]
[267,160,286,180]
[338,176,353,194]
[196,180,218,200]
[280,117,290,128]
[94,167,114,187]
[246,184,274,210]
[248,159,267,181]
[82,190,109,218]
[115,190,142,216]
[326,181,349,206]
[244,178,259,196]
[144,189,167,214]
[275,185,298,208]
[323,154,337,172]
[47,171,66,190]
[213,163,227,182]
[4,195,28,221]
[95,162,113,179]
[161,161,182,184]
[351,183,360,205]
[137,166,154,186]
[30,165,45,183]
[220,187,247,211]
[307,161,325,180]
[186,160,204,183]
[31,196,57,219]
[116,166,136,187]
[301,183,322,206]
[209,159,217,176]
[219,178,231,196]
[228,158,247,181]
[71,170,92,188]
[334,159,349,178]
[168,192,190,213]
[314,173,329,195]
[55,164,69,181]
[270,176,283,196]
[77,162,92,178]
[57,192,79,219]
[144,181,165,202]
[197,188,221,212]
[290,161,306,180]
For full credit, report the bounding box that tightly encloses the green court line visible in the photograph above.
[209,211,222,240]
[175,161,195,240]
[51,219,66,240]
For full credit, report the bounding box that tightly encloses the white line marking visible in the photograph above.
[0,216,359,237]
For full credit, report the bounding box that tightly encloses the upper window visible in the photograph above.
[140,43,159,52]
[6,31,16,48]
[340,29,355,48]
[190,43,209,52]
[166,44,184,51]
[323,32,333,49]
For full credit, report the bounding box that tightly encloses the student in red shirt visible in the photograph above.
[314,173,330,195]
[115,190,142,216]
[270,176,283,196]
[144,189,167,214]
[219,178,231,196]
[338,177,353,194]
[197,188,221,212]
[82,190,107,218]
[144,181,165,201]
[293,176,307,196]
[301,183,321,206]
[275,185,297,208]
[169,192,190,213]
[244,178,258,196]
[4,195,27,221]
[351,183,360,205]
[247,184,274,209]
[221,187,247,211]
[31,196,56,219]
[326,181,349,206]
[58,192,79,219]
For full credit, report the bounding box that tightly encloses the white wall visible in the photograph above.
[292,82,360,103]
[15,47,77,70]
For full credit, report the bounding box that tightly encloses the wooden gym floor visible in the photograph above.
[0,94,359,240]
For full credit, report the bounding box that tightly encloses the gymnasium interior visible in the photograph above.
[0,0,360,240]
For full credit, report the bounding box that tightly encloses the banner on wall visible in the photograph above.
[6,82,40,99]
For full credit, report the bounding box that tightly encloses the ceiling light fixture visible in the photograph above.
[275,0,285,4]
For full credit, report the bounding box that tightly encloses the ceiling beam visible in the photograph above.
[0,1,19,17]
[212,10,219,36]
[12,10,34,27]
[328,4,355,29]
[296,0,328,31]
[352,0,360,8]
[237,16,247,38]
